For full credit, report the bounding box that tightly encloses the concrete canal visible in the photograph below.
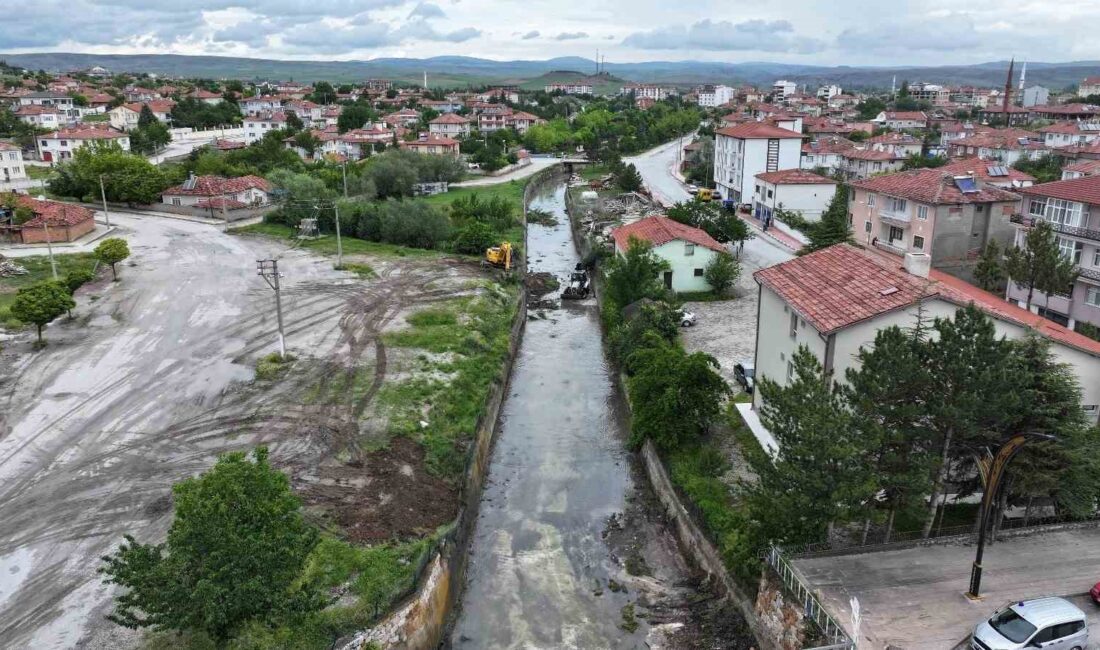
[448,179,749,649]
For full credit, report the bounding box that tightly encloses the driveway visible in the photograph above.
[793,527,1100,649]
[452,156,560,187]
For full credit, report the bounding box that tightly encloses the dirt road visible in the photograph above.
[0,214,484,649]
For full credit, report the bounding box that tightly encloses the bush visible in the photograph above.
[64,268,96,294]
[609,302,680,371]
[377,201,451,249]
[452,222,498,255]
[703,252,740,295]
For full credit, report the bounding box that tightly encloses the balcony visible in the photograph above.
[1078,266,1100,283]
[872,239,907,256]
[1011,213,1100,243]
[879,211,911,227]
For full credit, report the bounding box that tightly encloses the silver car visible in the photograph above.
[972,597,1088,650]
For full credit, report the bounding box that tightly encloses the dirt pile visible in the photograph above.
[525,271,560,297]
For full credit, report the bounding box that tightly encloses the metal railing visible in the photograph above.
[872,239,907,256]
[1011,213,1100,242]
[1078,266,1100,282]
[764,546,855,650]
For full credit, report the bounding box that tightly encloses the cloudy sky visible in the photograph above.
[3,0,1100,65]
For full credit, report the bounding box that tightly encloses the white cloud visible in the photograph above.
[621,19,826,54]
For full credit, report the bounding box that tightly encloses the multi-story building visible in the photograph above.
[752,169,837,223]
[1078,76,1100,98]
[14,105,63,129]
[108,100,176,131]
[697,84,735,108]
[243,112,289,144]
[1020,85,1050,108]
[772,80,797,100]
[0,142,27,182]
[399,135,461,157]
[713,121,802,205]
[544,82,592,95]
[1007,176,1100,333]
[907,82,949,106]
[800,136,857,175]
[816,84,842,99]
[871,111,929,130]
[1039,122,1100,149]
[949,128,1047,165]
[620,84,672,101]
[849,167,1020,264]
[37,126,130,163]
[836,148,906,180]
[428,113,471,139]
[750,244,1100,424]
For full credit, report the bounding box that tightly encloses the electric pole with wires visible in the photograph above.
[256,259,286,359]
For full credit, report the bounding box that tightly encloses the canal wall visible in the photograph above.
[339,166,561,650]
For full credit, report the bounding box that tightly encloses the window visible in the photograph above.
[1056,237,1083,263]
[1029,198,1046,216]
[913,235,925,250]
[867,193,875,207]
[888,197,907,213]
[917,205,929,220]
[1087,286,1100,307]
[60,140,67,146]
[171,198,181,206]
[889,225,905,242]
[789,312,798,338]
[1044,198,1085,227]
[975,204,984,213]
[684,243,695,256]
[786,361,794,381]
[694,268,704,277]
[864,220,872,233]
[1094,249,1100,267]
[1051,621,1085,639]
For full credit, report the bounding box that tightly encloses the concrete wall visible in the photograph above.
[652,240,718,293]
[754,180,836,222]
[752,284,828,410]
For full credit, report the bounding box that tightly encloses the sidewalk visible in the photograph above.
[452,158,559,187]
[0,223,118,258]
[739,210,805,253]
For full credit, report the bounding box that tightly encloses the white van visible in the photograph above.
[971,597,1088,650]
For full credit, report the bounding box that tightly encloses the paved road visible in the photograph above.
[0,214,351,648]
[452,157,560,187]
[794,528,1100,649]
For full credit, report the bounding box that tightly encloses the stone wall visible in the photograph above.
[753,568,809,650]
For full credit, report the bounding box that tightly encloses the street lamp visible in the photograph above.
[966,432,1056,599]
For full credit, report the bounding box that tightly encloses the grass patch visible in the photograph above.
[81,113,111,123]
[231,222,438,259]
[254,352,294,381]
[418,180,526,210]
[380,285,518,479]
[24,165,57,180]
[338,262,375,278]
[620,603,639,633]
[0,252,98,327]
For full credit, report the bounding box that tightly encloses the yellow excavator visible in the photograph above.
[485,242,513,270]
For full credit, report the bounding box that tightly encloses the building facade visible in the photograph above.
[714,122,802,205]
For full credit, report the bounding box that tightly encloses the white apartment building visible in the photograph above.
[0,142,27,182]
[38,127,131,164]
[713,121,803,205]
[243,113,289,144]
[697,85,735,108]
[544,83,593,95]
[772,80,797,100]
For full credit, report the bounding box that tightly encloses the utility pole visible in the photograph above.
[45,210,59,281]
[333,202,343,269]
[256,259,287,359]
[98,174,111,228]
[341,159,348,198]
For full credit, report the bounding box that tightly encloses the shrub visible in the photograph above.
[451,222,498,255]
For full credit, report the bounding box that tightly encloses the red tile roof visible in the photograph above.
[755,243,1100,356]
[120,100,176,114]
[14,105,60,115]
[939,157,1035,183]
[162,175,271,197]
[43,126,127,140]
[7,195,95,228]
[851,168,1020,205]
[188,89,222,99]
[401,136,459,147]
[611,216,726,254]
[716,122,802,139]
[1039,122,1095,135]
[1063,160,1100,176]
[842,148,904,161]
[880,111,928,121]
[193,198,248,210]
[1018,175,1100,206]
[0,142,20,151]
[754,169,836,185]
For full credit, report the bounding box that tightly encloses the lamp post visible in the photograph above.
[966,432,1056,599]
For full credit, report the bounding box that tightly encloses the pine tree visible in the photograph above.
[1003,220,1078,311]
[749,346,877,544]
[973,240,1006,293]
[800,184,852,255]
[137,104,157,129]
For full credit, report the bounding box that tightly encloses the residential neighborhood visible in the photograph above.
[3,10,1100,650]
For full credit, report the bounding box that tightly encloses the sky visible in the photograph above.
[3,0,1100,66]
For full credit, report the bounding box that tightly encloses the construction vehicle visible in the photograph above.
[695,188,715,201]
[561,264,591,299]
[485,242,513,270]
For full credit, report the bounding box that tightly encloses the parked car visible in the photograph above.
[686,183,699,194]
[678,309,696,327]
[1091,581,1100,605]
[734,362,755,393]
[971,597,1087,650]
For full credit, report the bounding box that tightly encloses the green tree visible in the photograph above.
[1013,154,1064,184]
[291,130,320,157]
[845,323,936,540]
[95,237,131,281]
[10,281,75,345]
[266,169,337,227]
[801,185,852,254]
[973,240,1006,292]
[901,153,948,170]
[1003,220,1078,311]
[284,110,304,133]
[137,104,158,129]
[626,333,728,451]
[856,97,887,121]
[99,448,322,642]
[615,163,644,192]
[603,237,670,313]
[48,141,169,204]
[336,104,375,133]
[750,346,877,543]
[451,221,497,255]
[703,251,740,295]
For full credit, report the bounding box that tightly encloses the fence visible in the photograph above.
[791,510,1100,559]
[764,545,855,650]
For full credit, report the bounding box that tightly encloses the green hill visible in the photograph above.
[517,71,627,95]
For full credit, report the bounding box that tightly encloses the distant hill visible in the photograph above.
[519,71,627,95]
[2,52,1098,91]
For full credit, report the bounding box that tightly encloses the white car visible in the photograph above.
[679,310,697,327]
[971,597,1087,650]
[686,184,699,194]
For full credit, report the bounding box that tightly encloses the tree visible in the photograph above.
[1003,220,1078,311]
[666,200,752,247]
[973,240,1006,292]
[9,281,75,345]
[291,130,320,157]
[844,323,936,540]
[627,334,729,451]
[284,110,304,133]
[856,97,887,121]
[1013,154,1064,184]
[901,153,948,170]
[703,251,740,295]
[95,237,131,281]
[451,221,497,255]
[603,237,670,312]
[615,163,644,192]
[137,104,158,129]
[749,346,877,543]
[266,169,337,227]
[48,141,169,204]
[336,104,375,133]
[99,448,322,642]
[801,184,852,254]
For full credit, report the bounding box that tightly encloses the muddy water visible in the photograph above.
[449,182,699,649]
